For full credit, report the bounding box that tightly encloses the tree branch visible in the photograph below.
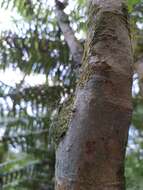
[54,0,83,68]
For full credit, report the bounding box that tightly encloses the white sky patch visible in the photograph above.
[126,126,140,154]
[25,73,46,86]
[0,9,11,24]
[132,73,140,96]
[0,7,19,32]
[0,68,23,87]
[0,68,46,87]
[136,22,143,30]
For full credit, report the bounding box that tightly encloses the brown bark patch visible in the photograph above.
[85,140,96,155]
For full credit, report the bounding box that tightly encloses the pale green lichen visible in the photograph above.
[50,95,75,147]
[78,5,109,87]
[78,64,96,87]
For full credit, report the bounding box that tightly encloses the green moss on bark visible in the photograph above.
[50,96,75,147]
[78,3,130,88]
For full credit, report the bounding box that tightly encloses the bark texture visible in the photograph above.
[55,0,133,190]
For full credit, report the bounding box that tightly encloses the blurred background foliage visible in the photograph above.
[0,0,142,189]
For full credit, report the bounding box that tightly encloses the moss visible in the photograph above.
[121,2,129,20]
[78,11,112,87]
[51,95,75,147]
[78,64,95,87]
[121,2,130,35]
[87,4,101,27]
[78,4,130,88]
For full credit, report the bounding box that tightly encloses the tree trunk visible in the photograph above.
[55,0,133,190]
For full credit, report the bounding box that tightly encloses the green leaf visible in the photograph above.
[128,0,141,12]
[76,0,86,6]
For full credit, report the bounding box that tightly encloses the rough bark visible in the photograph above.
[55,0,133,190]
